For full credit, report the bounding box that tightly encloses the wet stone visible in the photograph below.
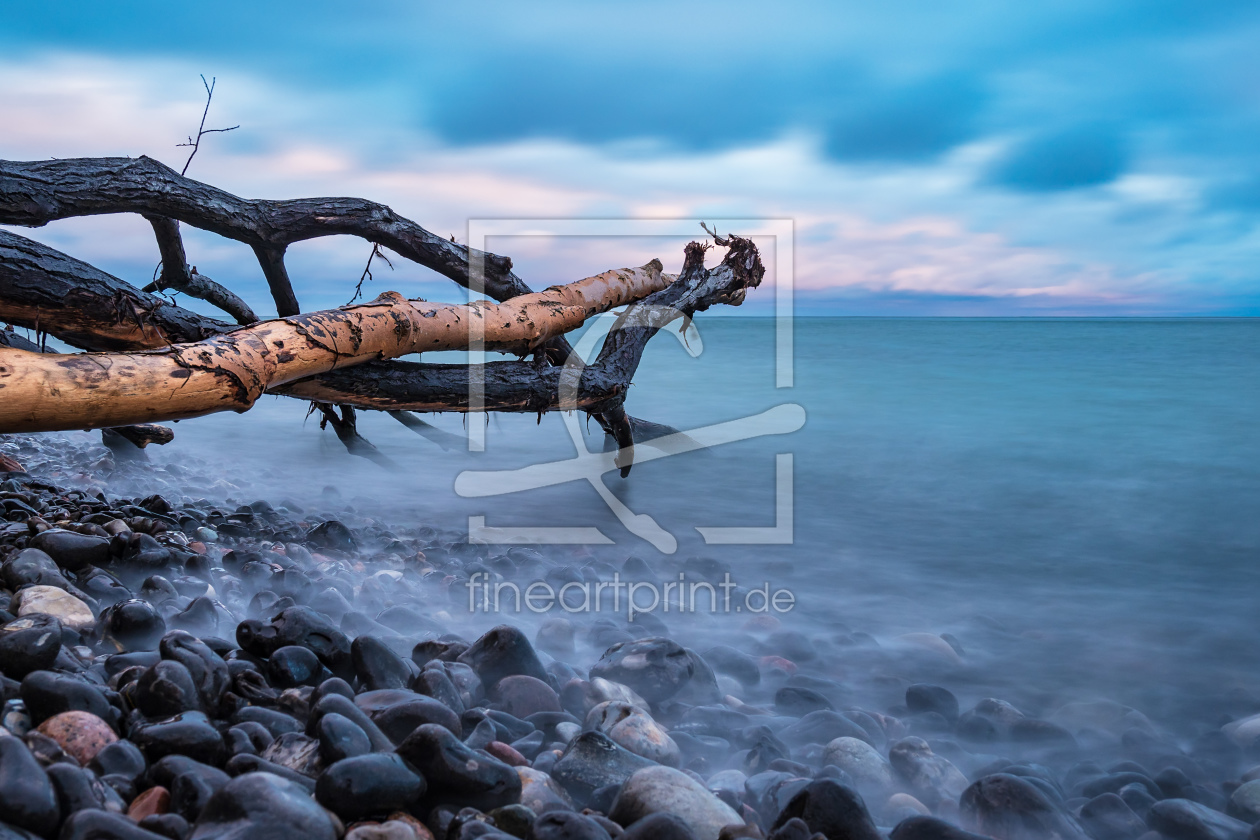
[610,766,743,840]
[268,645,332,688]
[29,528,110,571]
[395,723,521,812]
[61,810,172,840]
[889,737,969,806]
[906,684,960,724]
[822,737,894,794]
[551,731,657,808]
[0,614,63,678]
[21,670,115,726]
[1147,799,1251,840]
[590,637,694,705]
[317,712,372,765]
[105,599,168,651]
[494,675,561,718]
[1079,793,1148,840]
[132,711,226,766]
[316,753,426,822]
[961,774,1090,840]
[352,636,414,692]
[457,625,549,688]
[529,811,613,840]
[189,772,338,840]
[0,734,61,837]
[15,585,95,630]
[36,709,118,765]
[890,816,995,840]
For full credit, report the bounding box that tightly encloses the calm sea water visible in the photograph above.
[142,317,1260,731]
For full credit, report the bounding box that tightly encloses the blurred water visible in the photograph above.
[136,317,1260,731]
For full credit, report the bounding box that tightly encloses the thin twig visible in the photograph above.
[178,75,239,177]
[347,242,394,304]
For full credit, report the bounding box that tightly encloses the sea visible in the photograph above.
[93,317,1260,736]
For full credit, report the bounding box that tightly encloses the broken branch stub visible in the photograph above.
[0,261,672,432]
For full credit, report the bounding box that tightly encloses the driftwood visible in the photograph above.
[0,261,671,431]
[0,156,763,473]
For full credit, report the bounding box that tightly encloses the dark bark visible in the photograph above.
[311,403,397,469]
[0,229,234,351]
[251,244,300,317]
[107,424,175,448]
[142,215,258,324]
[0,156,527,300]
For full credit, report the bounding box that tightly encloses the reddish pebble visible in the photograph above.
[388,812,435,840]
[188,541,207,554]
[759,655,797,675]
[0,454,23,472]
[36,711,118,765]
[486,741,529,767]
[127,786,170,821]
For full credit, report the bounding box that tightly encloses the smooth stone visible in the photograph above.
[486,741,529,768]
[529,811,612,840]
[132,711,226,766]
[610,766,742,840]
[779,711,874,748]
[370,697,462,743]
[395,723,521,811]
[1080,793,1148,840]
[517,767,575,813]
[352,636,413,692]
[128,785,172,821]
[0,614,63,678]
[316,754,426,822]
[621,812,700,840]
[822,737,894,793]
[413,667,466,716]
[774,686,833,717]
[317,713,372,765]
[224,754,316,792]
[230,707,302,740]
[47,761,119,819]
[106,599,168,651]
[1148,799,1251,840]
[2,549,70,590]
[457,625,549,687]
[961,774,1090,840]
[769,778,880,840]
[159,631,231,713]
[585,701,680,767]
[889,737,969,806]
[890,815,994,840]
[345,822,420,840]
[36,709,118,764]
[700,646,760,687]
[15,585,95,630]
[1230,780,1260,823]
[89,740,148,781]
[309,693,395,752]
[590,638,693,705]
[237,607,352,679]
[29,528,110,571]
[268,645,332,688]
[1224,715,1260,750]
[60,810,172,840]
[21,670,114,726]
[190,772,338,840]
[906,685,960,723]
[552,731,657,808]
[135,660,203,717]
[0,734,60,837]
[494,675,561,718]
[140,814,191,840]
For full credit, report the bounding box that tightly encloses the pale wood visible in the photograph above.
[0,262,671,432]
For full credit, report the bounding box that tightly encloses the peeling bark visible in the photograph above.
[0,261,672,432]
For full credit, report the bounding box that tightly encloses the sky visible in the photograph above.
[2,1,1260,316]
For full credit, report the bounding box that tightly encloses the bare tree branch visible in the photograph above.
[177,75,239,177]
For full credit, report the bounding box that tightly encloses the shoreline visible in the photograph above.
[1,431,1259,840]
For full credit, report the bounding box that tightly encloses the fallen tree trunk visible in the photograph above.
[0,157,532,304]
[277,236,764,416]
[0,261,672,432]
[0,229,234,350]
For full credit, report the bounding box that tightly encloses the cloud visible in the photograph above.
[0,48,1257,315]
[988,126,1128,192]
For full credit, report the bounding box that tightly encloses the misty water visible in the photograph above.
[25,317,1260,747]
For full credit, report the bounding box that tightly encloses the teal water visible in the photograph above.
[147,317,1260,729]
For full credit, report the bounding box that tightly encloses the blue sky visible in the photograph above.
[2,1,1260,315]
